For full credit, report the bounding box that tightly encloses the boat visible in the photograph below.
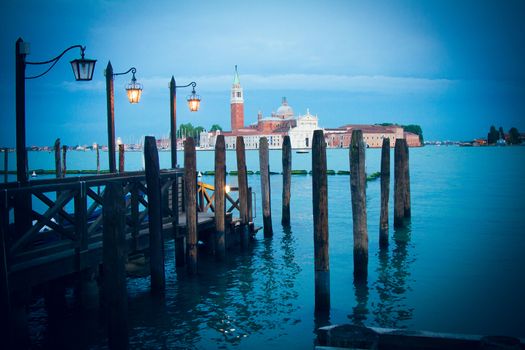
[296,150,309,154]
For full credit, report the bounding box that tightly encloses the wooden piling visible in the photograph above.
[394,139,406,228]
[379,138,390,248]
[143,136,165,292]
[236,136,250,246]
[61,145,67,178]
[184,137,198,274]
[282,135,291,226]
[312,130,330,313]
[118,144,125,173]
[403,140,411,218]
[0,189,11,345]
[96,144,100,174]
[350,130,368,281]
[259,137,273,236]
[214,135,226,260]
[54,139,61,178]
[102,182,129,349]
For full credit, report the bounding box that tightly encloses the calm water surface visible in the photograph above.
[12,146,525,348]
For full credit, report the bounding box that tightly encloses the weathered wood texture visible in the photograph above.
[54,139,61,178]
[118,144,125,173]
[61,145,67,178]
[184,137,198,274]
[312,130,330,312]
[236,136,250,246]
[102,182,129,349]
[0,189,11,345]
[350,130,368,281]
[379,138,390,248]
[144,136,165,292]
[214,135,226,260]
[394,139,406,228]
[403,140,411,218]
[96,144,100,174]
[106,61,116,174]
[259,137,273,236]
[3,149,7,183]
[282,135,291,226]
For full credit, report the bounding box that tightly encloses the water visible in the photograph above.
[15,146,525,348]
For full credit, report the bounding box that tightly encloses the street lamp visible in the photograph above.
[169,77,200,168]
[14,37,96,233]
[105,62,142,173]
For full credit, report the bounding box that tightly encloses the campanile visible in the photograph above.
[230,65,244,131]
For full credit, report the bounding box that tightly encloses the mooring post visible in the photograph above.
[118,144,125,173]
[259,137,273,236]
[96,143,100,174]
[379,138,390,248]
[184,137,198,274]
[214,135,226,260]
[143,136,166,292]
[0,190,11,346]
[312,130,330,314]
[282,135,291,226]
[236,136,250,247]
[174,173,185,267]
[54,139,61,178]
[3,149,7,183]
[403,139,411,218]
[394,139,406,228]
[61,145,67,178]
[102,181,129,349]
[350,130,368,281]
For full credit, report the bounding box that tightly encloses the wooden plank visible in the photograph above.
[259,137,273,236]
[312,130,330,314]
[350,129,368,282]
[282,135,291,226]
[214,135,226,260]
[184,137,198,274]
[380,138,390,248]
[102,181,129,349]
[144,136,165,292]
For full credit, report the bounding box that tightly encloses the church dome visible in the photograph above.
[276,97,294,118]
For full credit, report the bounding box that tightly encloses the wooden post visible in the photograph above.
[0,190,11,346]
[312,130,330,314]
[143,136,166,292]
[174,173,185,267]
[394,139,406,228]
[3,149,7,183]
[214,135,226,260]
[403,140,411,218]
[350,129,368,281]
[96,144,100,174]
[259,137,273,236]
[54,139,61,178]
[102,182,129,349]
[198,183,204,212]
[282,135,291,226]
[379,138,390,248]
[118,144,125,173]
[184,137,198,274]
[236,136,250,246]
[61,145,67,178]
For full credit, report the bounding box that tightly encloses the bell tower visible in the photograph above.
[230,65,244,131]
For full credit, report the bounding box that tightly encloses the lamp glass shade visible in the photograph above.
[126,81,143,104]
[70,58,96,81]
[187,93,201,112]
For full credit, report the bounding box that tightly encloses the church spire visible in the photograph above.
[233,65,240,85]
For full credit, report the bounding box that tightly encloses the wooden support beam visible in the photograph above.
[350,129,368,282]
[0,189,11,346]
[118,144,125,173]
[394,139,406,228]
[380,138,390,248]
[61,145,67,178]
[259,137,273,236]
[312,130,330,315]
[54,138,61,178]
[282,135,291,226]
[236,136,250,247]
[144,136,165,292]
[403,139,411,218]
[102,181,129,349]
[184,137,198,274]
[214,135,226,260]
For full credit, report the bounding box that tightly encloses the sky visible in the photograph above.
[1,0,524,146]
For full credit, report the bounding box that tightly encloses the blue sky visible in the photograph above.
[1,0,524,146]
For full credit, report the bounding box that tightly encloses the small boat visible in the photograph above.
[197,171,203,177]
[31,171,37,177]
[296,150,309,154]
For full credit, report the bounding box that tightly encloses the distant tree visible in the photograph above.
[508,127,522,145]
[487,125,499,144]
[403,124,424,143]
[499,126,505,140]
[210,124,223,132]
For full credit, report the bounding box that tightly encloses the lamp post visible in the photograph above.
[105,62,142,173]
[15,37,96,233]
[169,77,200,168]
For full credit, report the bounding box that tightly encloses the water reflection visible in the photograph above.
[371,225,415,328]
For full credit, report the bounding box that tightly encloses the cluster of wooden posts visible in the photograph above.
[311,129,411,316]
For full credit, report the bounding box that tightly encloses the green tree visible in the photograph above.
[403,124,424,143]
[488,125,499,144]
[210,124,223,132]
[508,127,522,145]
